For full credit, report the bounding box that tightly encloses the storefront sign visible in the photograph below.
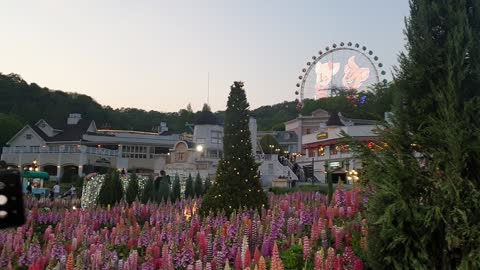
[329,161,342,169]
[316,132,328,140]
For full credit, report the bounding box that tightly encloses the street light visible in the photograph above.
[196,145,204,152]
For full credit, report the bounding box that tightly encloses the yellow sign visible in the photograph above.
[316,132,328,140]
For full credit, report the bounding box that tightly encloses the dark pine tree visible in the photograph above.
[194,173,203,197]
[125,173,139,204]
[203,176,211,194]
[358,0,480,269]
[98,170,123,206]
[171,174,181,202]
[200,81,268,216]
[184,173,194,199]
[141,176,154,204]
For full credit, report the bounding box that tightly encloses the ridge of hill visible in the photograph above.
[0,73,394,148]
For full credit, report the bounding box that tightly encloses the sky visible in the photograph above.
[0,0,409,112]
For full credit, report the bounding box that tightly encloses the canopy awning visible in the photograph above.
[22,171,49,179]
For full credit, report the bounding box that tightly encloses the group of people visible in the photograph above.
[25,180,76,200]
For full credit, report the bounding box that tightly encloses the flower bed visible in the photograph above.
[0,184,367,269]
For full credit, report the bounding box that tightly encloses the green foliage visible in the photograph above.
[184,174,194,199]
[260,134,282,154]
[98,171,123,206]
[125,173,139,204]
[280,245,306,270]
[141,176,154,204]
[0,72,394,137]
[194,173,203,197]
[356,1,480,269]
[203,177,211,194]
[200,82,268,216]
[158,176,170,203]
[171,174,181,202]
[0,113,24,150]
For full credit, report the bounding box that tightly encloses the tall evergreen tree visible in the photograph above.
[358,1,480,268]
[184,173,194,199]
[98,170,123,206]
[125,173,139,204]
[141,176,154,204]
[203,176,211,194]
[171,174,181,202]
[194,173,203,197]
[200,81,268,216]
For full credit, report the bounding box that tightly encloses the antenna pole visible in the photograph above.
[207,72,210,105]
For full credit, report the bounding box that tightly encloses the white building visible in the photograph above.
[1,113,180,179]
[294,112,379,183]
[1,112,298,187]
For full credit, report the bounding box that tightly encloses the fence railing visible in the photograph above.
[2,146,118,156]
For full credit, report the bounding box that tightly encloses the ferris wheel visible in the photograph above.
[294,42,387,109]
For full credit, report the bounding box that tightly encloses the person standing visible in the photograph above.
[53,182,60,198]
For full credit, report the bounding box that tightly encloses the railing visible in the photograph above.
[2,146,118,157]
[297,152,354,162]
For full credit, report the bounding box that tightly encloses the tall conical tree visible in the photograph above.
[194,172,203,197]
[171,173,181,202]
[125,173,139,204]
[184,173,194,199]
[141,176,154,204]
[359,1,480,269]
[200,81,267,216]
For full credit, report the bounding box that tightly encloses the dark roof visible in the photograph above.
[32,119,93,142]
[195,110,218,125]
[326,113,345,127]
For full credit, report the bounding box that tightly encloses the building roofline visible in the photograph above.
[7,125,46,145]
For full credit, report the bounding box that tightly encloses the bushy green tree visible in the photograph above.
[200,82,268,216]
[98,171,123,206]
[125,173,139,204]
[194,173,203,197]
[356,1,480,268]
[141,176,154,204]
[171,174,181,202]
[184,173,194,199]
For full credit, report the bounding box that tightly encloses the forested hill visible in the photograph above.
[0,73,394,147]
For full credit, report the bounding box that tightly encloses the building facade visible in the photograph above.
[1,114,180,179]
[294,113,380,183]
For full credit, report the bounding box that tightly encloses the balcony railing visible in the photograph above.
[2,146,118,157]
[297,152,354,162]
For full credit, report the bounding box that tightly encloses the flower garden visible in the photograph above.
[0,183,367,270]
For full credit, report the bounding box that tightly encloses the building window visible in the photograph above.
[306,129,311,135]
[122,145,148,159]
[330,145,339,155]
[308,149,315,157]
[318,146,325,156]
[211,131,222,144]
[26,134,32,140]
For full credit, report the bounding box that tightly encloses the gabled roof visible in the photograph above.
[7,125,47,145]
[29,119,94,142]
[326,113,345,127]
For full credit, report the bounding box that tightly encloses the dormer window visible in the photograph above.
[26,134,32,140]
[39,122,46,128]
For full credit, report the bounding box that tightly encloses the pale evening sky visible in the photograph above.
[0,0,409,112]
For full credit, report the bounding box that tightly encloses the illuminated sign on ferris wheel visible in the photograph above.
[294,42,388,109]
